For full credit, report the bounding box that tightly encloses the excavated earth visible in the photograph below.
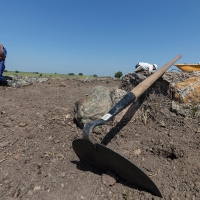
[0,78,199,200]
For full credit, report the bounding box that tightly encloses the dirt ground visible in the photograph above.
[0,78,199,200]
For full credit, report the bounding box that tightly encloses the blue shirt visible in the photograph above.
[1,47,7,61]
[3,47,7,57]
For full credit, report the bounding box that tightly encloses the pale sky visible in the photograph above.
[1,0,200,76]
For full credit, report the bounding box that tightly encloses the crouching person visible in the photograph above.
[0,44,7,81]
[135,62,157,73]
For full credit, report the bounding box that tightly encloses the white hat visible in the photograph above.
[153,64,157,69]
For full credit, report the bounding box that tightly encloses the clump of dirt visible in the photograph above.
[0,78,199,200]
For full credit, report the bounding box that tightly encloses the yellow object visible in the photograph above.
[175,64,200,72]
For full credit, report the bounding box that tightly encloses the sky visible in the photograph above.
[1,0,200,77]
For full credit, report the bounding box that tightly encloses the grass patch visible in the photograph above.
[3,71,93,79]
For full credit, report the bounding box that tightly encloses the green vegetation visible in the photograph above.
[114,71,123,78]
[3,71,97,79]
[68,73,75,76]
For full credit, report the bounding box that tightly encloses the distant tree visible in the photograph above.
[15,70,19,73]
[55,72,57,74]
[114,71,123,78]
[68,73,74,76]
[4,70,7,72]
[78,73,83,76]
[40,74,42,77]
[93,74,98,77]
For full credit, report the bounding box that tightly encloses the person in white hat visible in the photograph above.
[135,62,157,73]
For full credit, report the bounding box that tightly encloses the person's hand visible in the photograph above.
[0,56,5,60]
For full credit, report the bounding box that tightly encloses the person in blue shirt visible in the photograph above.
[0,44,7,81]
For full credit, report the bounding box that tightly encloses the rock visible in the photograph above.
[33,185,41,191]
[74,86,112,128]
[160,107,171,119]
[0,141,10,148]
[74,86,128,128]
[19,122,27,127]
[110,88,127,106]
[173,76,200,104]
[102,171,117,186]
[120,72,148,92]
[171,101,200,117]
[133,149,141,155]
[4,76,49,88]
[120,72,170,98]
[59,82,66,87]
[13,154,21,160]
[65,114,71,119]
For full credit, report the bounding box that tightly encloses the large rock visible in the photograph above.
[171,101,200,117]
[120,72,149,92]
[173,76,200,104]
[171,76,200,117]
[74,86,128,128]
[1,76,49,88]
[120,72,170,97]
[74,86,113,128]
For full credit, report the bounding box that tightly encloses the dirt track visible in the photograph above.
[0,78,199,200]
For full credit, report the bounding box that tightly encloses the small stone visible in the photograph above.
[13,154,21,160]
[65,114,71,119]
[102,171,117,186]
[54,139,60,143]
[133,149,141,155]
[34,186,41,191]
[19,123,27,127]
[160,121,167,128]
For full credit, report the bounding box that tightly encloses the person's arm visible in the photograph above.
[0,56,5,60]
[0,48,6,60]
[3,48,7,57]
